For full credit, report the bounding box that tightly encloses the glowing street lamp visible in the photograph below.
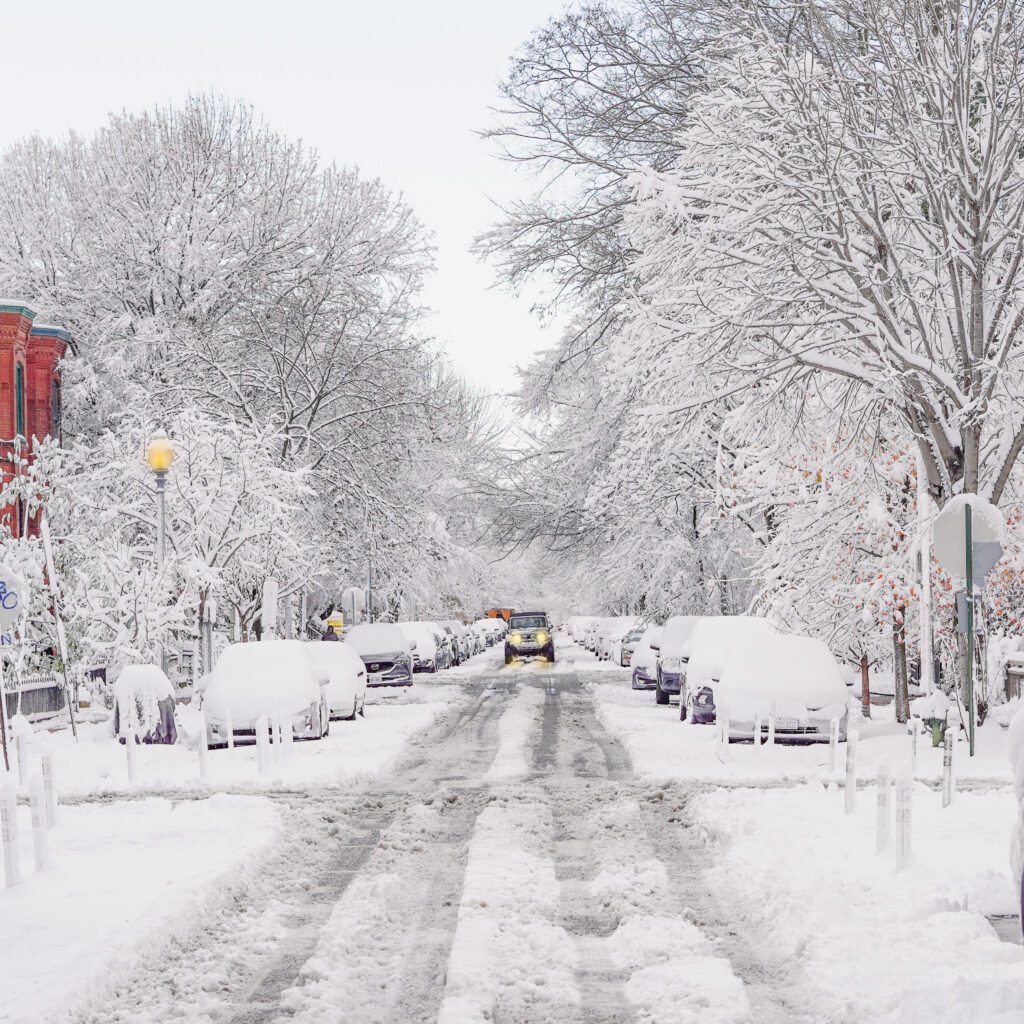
[146,430,174,670]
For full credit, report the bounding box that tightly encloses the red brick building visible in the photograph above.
[0,303,68,538]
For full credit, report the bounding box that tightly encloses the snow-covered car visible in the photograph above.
[598,616,638,662]
[585,618,609,652]
[443,620,472,662]
[620,626,645,667]
[678,616,777,723]
[630,626,663,689]
[716,633,850,742]
[202,639,330,746]
[346,623,414,686]
[655,616,704,705]
[570,616,600,645]
[398,621,449,673]
[303,641,367,720]
[472,618,500,647]
[113,664,177,744]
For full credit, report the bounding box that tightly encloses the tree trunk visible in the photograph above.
[893,611,910,724]
[860,654,871,719]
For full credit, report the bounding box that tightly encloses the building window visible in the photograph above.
[51,380,61,439]
[15,363,25,438]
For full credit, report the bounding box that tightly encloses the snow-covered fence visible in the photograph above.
[1,781,19,887]
[875,763,891,853]
[942,731,955,807]
[895,767,913,871]
[29,774,48,871]
[845,730,858,814]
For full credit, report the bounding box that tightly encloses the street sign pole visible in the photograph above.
[966,504,975,757]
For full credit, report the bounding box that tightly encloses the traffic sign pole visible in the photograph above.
[966,504,975,756]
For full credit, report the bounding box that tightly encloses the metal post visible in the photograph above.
[845,730,858,814]
[1,781,19,886]
[876,763,892,853]
[942,730,955,807]
[29,773,47,871]
[155,470,168,675]
[918,465,934,694]
[966,504,975,756]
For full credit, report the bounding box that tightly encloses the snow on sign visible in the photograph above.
[0,565,25,633]
[932,495,1004,585]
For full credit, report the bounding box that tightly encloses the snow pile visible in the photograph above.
[0,793,279,1024]
[692,782,1024,1022]
[437,796,578,1022]
[1008,704,1024,901]
[484,687,545,782]
[112,663,173,738]
[345,623,410,657]
[684,616,775,687]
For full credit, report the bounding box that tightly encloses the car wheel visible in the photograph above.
[655,675,669,706]
[358,697,366,717]
[679,692,688,721]
[505,651,514,665]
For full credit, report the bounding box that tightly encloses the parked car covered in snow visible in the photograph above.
[303,641,367,719]
[442,620,472,663]
[716,633,850,742]
[346,623,414,686]
[598,617,638,662]
[678,616,777,723]
[630,626,663,690]
[654,616,704,705]
[202,639,330,746]
[398,621,449,673]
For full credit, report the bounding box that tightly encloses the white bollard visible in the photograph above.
[718,702,731,751]
[125,730,137,783]
[910,719,919,776]
[283,715,294,755]
[197,712,209,781]
[255,715,269,777]
[875,763,892,853]
[845,730,859,814]
[1,783,19,887]
[895,766,913,871]
[225,710,234,750]
[272,712,283,758]
[942,730,955,807]
[29,774,48,871]
[768,701,776,747]
[41,754,56,829]
[16,731,28,788]
[829,717,840,772]
[753,711,762,753]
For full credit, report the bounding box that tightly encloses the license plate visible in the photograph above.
[369,674,383,685]
[776,716,799,730]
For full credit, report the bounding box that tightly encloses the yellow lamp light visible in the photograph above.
[146,430,174,474]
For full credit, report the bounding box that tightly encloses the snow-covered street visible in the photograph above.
[5,642,1018,1024]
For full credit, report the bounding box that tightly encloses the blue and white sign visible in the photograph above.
[0,566,26,632]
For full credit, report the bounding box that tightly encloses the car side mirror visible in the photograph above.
[410,640,418,650]
[649,644,660,653]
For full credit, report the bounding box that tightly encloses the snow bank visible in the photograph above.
[691,783,1023,1022]
[0,793,279,1024]
[24,698,449,797]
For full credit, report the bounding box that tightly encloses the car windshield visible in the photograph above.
[625,629,644,642]
[510,615,546,629]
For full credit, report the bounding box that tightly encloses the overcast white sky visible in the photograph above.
[0,0,568,402]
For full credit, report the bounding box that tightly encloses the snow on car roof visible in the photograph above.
[685,616,775,682]
[346,623,409,654]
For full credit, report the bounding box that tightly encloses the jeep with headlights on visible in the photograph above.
[505,611,555,664]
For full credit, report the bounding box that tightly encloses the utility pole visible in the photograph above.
[917,463,934,693]
[367,558,374,624]
[965,504,975,757]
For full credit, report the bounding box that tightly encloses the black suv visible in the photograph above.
[505,611,555,664]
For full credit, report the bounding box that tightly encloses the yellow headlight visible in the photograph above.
[536,631,548,643]
[510,633,523,644]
